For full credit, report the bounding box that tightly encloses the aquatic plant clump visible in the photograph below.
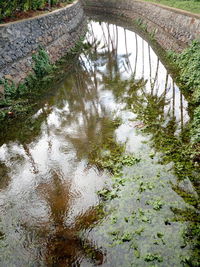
[175,41,200,102]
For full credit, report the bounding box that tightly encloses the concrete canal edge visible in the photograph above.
[81,0,200,52]
[0,0,86,84]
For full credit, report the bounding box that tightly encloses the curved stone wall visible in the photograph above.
[82,0,200,52]
[1,0,199,85]
[0,1,86,83]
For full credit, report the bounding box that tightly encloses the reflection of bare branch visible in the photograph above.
[172,81,175,118]
[115,25,118,56]
[42,107,52,153]
[107,23,114,52]
[124,29,133,74]
[152,58,159,94]
[89,21,96,44]
[112,24,116,48]
[133,33,138,78]
[142,39,144,76]
[101,24,109,53]
[22,144,39,174]
[164,72,169,98]
[148,44,152,87]
[180,91,183,134]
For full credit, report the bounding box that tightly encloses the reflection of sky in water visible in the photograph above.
[85,21,189,125]
[0,20,192,266]
[0,20,190,229]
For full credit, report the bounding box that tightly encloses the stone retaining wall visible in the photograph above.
[82,0,200,52]
[0,1,86,84]
[1,0,200,85]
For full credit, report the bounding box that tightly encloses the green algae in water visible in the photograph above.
[92,149,199,266]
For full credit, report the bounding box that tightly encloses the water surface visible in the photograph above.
[0,19,199,266]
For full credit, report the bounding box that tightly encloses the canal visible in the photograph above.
[0,18,199,266]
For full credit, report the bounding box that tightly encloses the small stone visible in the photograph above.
[4,74,12,80]
[0,85,4,93]
[8,111,14,117]
[3,55,12,63]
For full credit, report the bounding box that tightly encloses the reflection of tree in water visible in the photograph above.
[124,80,195,183]
[84,21,199,265]
[0,162,11,191]
[0,106,53,181]
[37,170,105,266]
[28,59,127,265]
[0,20,199,266]
[86,21,196,181]
[0,30,124,265]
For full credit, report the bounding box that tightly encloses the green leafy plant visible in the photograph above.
[191,106,200,143]
[0,47,57,122]
[0,79,18,100]
[176,41,200,98]
[170,40,200,151]
[144,253,163,262]
[0,0,74,22]
[0,48,55,100]
[32,48,55,78]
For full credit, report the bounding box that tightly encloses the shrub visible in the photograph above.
[0,79,18,99]
[0,0,71,21]
[32,48,54,78]
[0,47,56,101]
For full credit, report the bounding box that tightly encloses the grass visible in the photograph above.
[143,0,200,14]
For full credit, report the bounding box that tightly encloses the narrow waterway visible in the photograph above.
[0,19,199,266]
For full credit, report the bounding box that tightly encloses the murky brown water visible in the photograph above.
[0,19,199,266]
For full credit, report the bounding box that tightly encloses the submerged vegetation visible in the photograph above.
[79,21,199,266]
[95,144,199,266]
